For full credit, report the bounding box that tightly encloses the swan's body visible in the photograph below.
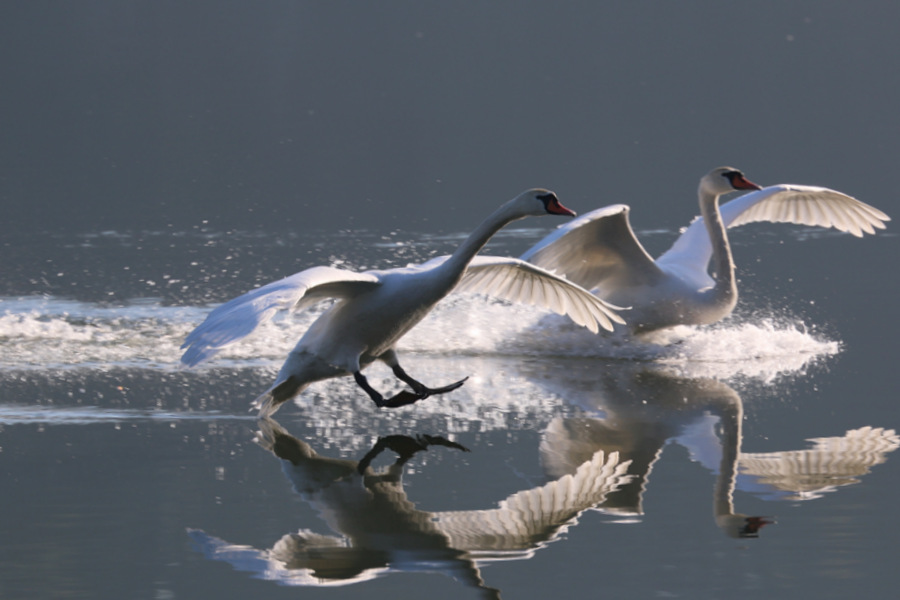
[522,167,890,333]
[181,189,624,415]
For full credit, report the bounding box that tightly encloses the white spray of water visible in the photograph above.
[0,294,838,381]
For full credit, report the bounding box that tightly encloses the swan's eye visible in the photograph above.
[537,192,560,210]
[723,171,747,186]
[536,192,557,210]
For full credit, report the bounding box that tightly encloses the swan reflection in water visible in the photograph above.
[188,367,898,595]
[189,418,633,599]
[532,362,899,537]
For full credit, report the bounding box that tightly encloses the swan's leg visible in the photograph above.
[352,368,422,408]
[376,350,468,407]
[355,352,468,408]
[353,371,387,406]
[391,364,468,397]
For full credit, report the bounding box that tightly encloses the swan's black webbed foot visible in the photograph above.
[389,363,468,406]
[419,377,469,396]
[354,370,468,409]
[378,376,469,408]
[377,389,424,408]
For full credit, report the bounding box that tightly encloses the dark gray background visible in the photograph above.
[2,1,898,235]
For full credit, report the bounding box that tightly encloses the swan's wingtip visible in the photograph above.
[178,345,215,369]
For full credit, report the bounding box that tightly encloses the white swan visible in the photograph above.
[521,167,890,333]
[181,189,624,415]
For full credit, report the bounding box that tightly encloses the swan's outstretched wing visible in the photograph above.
[180,266,381,367]
[454,255,627,333]
[519,204,667,293]
[724,185,890,235]
[657,185,890,282]
[432,450,632,558]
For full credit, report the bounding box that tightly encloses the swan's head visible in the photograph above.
[513,188,576,218]
[716,514,775,538]
[700,166,762,197]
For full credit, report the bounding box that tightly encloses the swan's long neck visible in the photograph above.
[699,189,737,306]
[443,202,524,279]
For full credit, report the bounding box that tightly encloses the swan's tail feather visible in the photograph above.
[251,376,302,418]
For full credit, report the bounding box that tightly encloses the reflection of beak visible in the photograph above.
[739,516,775,538]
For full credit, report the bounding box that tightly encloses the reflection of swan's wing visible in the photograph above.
[187,528,384,587]
[519,205,667,293]
[180,267,380,366]
[657,185,890,284]
[431,450,633,558]
[190,527,499,595]
[454,255,627,333]
[739,427,900,500]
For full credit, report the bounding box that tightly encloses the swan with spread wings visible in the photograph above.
[181,189,624,415]
[522,167,889,333]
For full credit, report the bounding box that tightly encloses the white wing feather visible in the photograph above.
[724,184,889,235]
[520,204,665,293]
[433,449,633,555]
[455,256,626,333]
[180,266,380,367]
[657,184,890,282]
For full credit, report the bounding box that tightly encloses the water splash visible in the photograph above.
[402,294,839,381]
[0,294,838,381]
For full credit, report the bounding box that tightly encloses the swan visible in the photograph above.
[180,189,625,415]
[521,167,890,333]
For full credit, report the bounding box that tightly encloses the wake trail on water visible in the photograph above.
[0,294,839,382]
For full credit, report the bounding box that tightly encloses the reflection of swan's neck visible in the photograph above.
[713,397,770,538]
[713,395,742,521]
[699,189,738,310]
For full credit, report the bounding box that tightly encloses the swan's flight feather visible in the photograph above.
[654,184,889,288]
[454,255,627,333]
[180,267,380,367]
[520,204,665,292]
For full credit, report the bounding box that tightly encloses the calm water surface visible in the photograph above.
[1,226,897,600]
